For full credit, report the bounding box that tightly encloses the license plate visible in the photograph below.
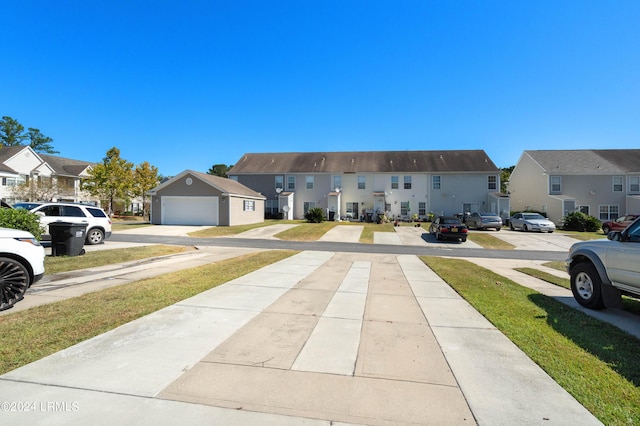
[451,227,458,232]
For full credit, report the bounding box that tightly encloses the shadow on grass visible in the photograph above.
[528,293,640,387]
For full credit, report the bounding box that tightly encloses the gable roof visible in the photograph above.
[151,170,265,199]
[229,150,499,174]
[525,150,640,174]
[38,154,94,177]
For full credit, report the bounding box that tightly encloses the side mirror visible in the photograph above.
[607,231,622,241]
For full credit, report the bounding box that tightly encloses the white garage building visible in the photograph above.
[148,170,265,226]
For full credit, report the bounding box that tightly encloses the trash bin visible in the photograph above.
[329,211,335,221]
[49,222,87,256]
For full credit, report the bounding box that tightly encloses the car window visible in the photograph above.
[38,205,62,216]
[524,214,545,220]
[443,219,461,224]
[627,221,640,242]
[87,207,107,218]
[62,206,86,217]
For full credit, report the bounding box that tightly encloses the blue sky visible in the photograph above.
[2,1,638,176]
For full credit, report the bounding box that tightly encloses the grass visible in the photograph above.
[467,232,516,249]
[559,230,607,241]
[44,245,189,274]
[517,266,640,316]
[188,219,292,237]
[421,256,640,425]
[0,250,296,375]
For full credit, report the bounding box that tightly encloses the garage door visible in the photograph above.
[161,196,219,225]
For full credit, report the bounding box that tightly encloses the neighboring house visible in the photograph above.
[147,170,265,226]
[228,150,509,222]
[0,146,99,205]
[508,150,640,225]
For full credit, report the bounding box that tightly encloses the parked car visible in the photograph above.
[465,212,502,231]
[429,216,468,242]
[601,214,639,235]
[566,216,640,309]
[509,212,556,233]
[0,227,45,311]
[27,202,112,245]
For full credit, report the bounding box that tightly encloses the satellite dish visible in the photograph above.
[283,206,290,212]
[276,188,283,194]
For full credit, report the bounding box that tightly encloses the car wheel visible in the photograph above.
[460,238,467,242]
[602,225,610,234]
[570,262,604,309]
[522,224,528,232]
[509,223,515,231]
[495,227,501,231]
[0,257,30,311]
[86,228,104,245]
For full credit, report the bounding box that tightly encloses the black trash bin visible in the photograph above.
[49,222,87,256]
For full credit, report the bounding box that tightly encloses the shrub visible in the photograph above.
[562,211,601,232]
[0,208,44,239]
[305,207,326,223]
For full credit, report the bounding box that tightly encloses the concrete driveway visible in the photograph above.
[486,229,579,251]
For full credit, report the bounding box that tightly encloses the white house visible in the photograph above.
[508,149,640,225]
[228,150,510,222]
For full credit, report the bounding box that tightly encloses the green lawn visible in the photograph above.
[423,256,640,425]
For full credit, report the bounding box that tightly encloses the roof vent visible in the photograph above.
[440,155,444,160]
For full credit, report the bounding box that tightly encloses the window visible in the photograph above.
[303,201,315,216]
[418,202,426,216]
[287,176,296,190]
[306,176,314,190]
[265,200,278,215]
[599,205,619,221]
[488,176,497,190]
[613,176,623,192]
[333,175,341,190]
[243,200,255,211]
[404,176,412,189]
[391,176,399,189]
[400,201,409,216]
[275,176,283,190]
[432,175,441,190]
[630,176,640,193]
[2,177,20,186]
[550,176,561,193]
[358,176,365,190]
[229,175,238,181]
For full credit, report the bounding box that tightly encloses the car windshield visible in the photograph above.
[523,213,545,220]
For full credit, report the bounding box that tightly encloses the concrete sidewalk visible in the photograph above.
[0,251,600,425]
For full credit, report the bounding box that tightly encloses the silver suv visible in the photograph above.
[566,216,640,309]
[27,202,112,245]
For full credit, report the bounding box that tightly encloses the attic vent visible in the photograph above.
[351,158,355,163]
[271,159,275,164]
[413,159,416,164]
[440,155,444,160]
[322,156,325,161]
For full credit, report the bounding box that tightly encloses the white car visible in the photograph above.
[24,203,112,245]
[0,227,45,311]
[509,212,556,233]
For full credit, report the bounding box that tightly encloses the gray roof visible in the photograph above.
[39,154,94,177]
[229,150,499,174]
[526,150,640,174]
[183,170,265,198]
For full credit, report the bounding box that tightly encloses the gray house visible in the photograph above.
[228,150,509,222]
[148,170,265,226]
[508,150,640,225]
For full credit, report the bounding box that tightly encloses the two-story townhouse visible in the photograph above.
[228,150,509,222]
[508,150,640,225]
[0,146,98,205]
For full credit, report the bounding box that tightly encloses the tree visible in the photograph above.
[501,166,515,194]
[0,116,58,153]
[0,116,27,146]
[132,161,160,219]
[82,147,134,215]
[26,128,59,154]
[207,164,233,178]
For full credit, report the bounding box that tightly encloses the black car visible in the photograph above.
[429,216,468,242]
